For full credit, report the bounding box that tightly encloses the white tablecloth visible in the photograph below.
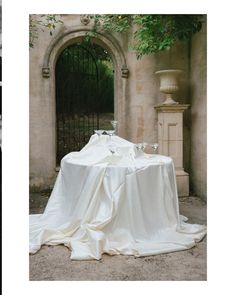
[29,135,206,260]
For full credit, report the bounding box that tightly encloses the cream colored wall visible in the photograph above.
[30,22,59,188]
[190,19,207,200]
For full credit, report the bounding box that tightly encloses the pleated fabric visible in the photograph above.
[29,135,206,260]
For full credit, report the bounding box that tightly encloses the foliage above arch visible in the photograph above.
[29,14,62,48]
[91,14,203,59]
[29,14,204,59]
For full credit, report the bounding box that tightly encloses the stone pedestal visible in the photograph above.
[155,104,190,196]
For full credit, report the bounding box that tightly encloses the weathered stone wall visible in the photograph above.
[29,20,60,189]
[29,14,206,198]
[190,18,207,200]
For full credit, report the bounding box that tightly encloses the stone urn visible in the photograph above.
[155,69,182,104]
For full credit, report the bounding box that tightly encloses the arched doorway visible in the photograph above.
[55,41,114,164]
[35,28,129,187]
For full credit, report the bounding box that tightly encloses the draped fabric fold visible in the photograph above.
[29,135,206,260]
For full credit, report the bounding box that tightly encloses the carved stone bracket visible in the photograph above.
[42,67,50,78]
[80,15,91,26]
[121,65,129,78]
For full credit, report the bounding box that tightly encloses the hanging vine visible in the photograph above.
[29,14,204,59]
[29,14,63,48]
[90,14,203,59]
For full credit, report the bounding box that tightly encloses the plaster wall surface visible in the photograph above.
[190,20,207,199]
[30,24,59,188]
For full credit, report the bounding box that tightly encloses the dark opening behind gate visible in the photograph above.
[56,42,114,165]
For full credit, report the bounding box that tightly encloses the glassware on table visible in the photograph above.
[150,143,159,153]
[141,142,148,151]
[110,120,118,134]
[135,143,143,151]
[106,130,115,139]
[135,142,148,152]
[94,130,104,137]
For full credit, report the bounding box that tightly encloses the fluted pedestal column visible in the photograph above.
[155,104,190,196]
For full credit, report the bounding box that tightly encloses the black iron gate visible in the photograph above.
[56,43,105,165]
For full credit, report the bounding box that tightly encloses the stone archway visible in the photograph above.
[42,27,129,170]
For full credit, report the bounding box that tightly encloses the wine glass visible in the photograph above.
[135,143,143,151]
[110,120,118,134]
[106,130,115,139]
[94,130,104,137]
[151,143,159,153]
[135,142,148,154]
[141,142,148,152]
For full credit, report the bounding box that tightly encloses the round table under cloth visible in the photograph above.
[29,135,206,260]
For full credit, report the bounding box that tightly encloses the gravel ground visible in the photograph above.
[29,193,207,281]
